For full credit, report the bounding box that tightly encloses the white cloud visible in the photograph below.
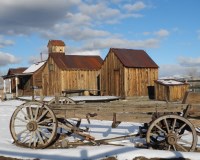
[123,1,146,12]
[0,36,15,48]
[0,52,20,66]
[159,56,200,77]
[70,50,101,56]
[65,12,91,26]
[0,0,81,35]
[82,37,160,50]
[154,29,170,37]
[178,56,200,67]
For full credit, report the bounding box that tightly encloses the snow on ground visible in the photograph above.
[0,100,200,160]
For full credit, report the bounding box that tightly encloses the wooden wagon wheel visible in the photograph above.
[196,127,200,136]
[48,96,75,105]
[10,101,58,149]
[146,114,197,152]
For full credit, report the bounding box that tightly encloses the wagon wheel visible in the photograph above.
[10,101,58,149]
[196,127,200,136]
[146,114,197,152]
[48,96,75,105]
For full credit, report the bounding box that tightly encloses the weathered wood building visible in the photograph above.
[2,62,46,97]
[2,67,27,98]
[42,40,103,96]
[154,79,189,102]
[22,61,46,96]
[101,48,159,98]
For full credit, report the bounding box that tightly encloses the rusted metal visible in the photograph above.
[49,53,103,70]
[110,48,158,68]
[48,40,65,46]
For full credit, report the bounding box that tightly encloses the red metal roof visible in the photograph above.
[7,67,27,75]
[49,53,103,70]
[110,48,159,68]
[47,40,65,46]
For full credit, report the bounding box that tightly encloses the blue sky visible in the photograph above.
[0,0,200,78]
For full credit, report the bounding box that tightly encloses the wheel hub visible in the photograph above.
[27,121,38,131]
[167,133,177,145]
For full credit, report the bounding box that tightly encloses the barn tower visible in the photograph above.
[47,40,65,53]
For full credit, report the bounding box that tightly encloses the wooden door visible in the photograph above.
[114,70,120,96]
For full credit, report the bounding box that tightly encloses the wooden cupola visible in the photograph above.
[47,40,65,53]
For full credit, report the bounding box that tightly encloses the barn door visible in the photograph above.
[114,70,120,96]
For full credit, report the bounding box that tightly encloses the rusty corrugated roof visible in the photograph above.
[47,40,65,46]
[110,48,159,68]
[49,53,103,70]
[7,67,27,75]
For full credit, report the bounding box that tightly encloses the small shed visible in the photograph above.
[101,48,159,98]
[154,79,190,102]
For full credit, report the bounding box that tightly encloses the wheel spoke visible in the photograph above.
[20,109,30,121]
[21,131,30,143]
[37,118,53,125]
[34,107,39,120]
[36,130,44,144]
[33,131,37,148]
[176,143,188,152]
[14,125,27,127]
[172,118,177,131]
[177,123,187,133]
[28,132,34,147]
[167,145,171,150]
[15,117,28,124]
[172,145,177,151]
[38,125,54,130]
[155,124,167,134]
[163,118,170,133]
[38,128,51,139]
[16,128,28,137]
[178,138,192,145]
[178,132,191,138]
[29,106,34,120]
[36,110,48,122]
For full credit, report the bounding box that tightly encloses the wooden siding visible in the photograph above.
[155,82,189,102]
[42,56,101,96]
[124,68,158,97]
[32,66,44,88]
[61,70,100,95]
[101,51,158,98]
[101,51,125,96]
[42,56,62,96]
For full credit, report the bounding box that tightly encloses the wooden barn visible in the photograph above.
[154,79,190,102]
[42,40,103,96]
[100,48,159,98]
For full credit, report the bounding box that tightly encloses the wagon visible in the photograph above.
[9,92,200,152]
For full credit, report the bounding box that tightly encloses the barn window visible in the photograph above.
[49,64,54,71]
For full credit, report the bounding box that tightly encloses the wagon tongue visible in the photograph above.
[78,132,96,142]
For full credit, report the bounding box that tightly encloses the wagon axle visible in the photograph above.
[26,121,38,131]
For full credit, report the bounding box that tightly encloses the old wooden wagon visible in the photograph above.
[9,92,200,152]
